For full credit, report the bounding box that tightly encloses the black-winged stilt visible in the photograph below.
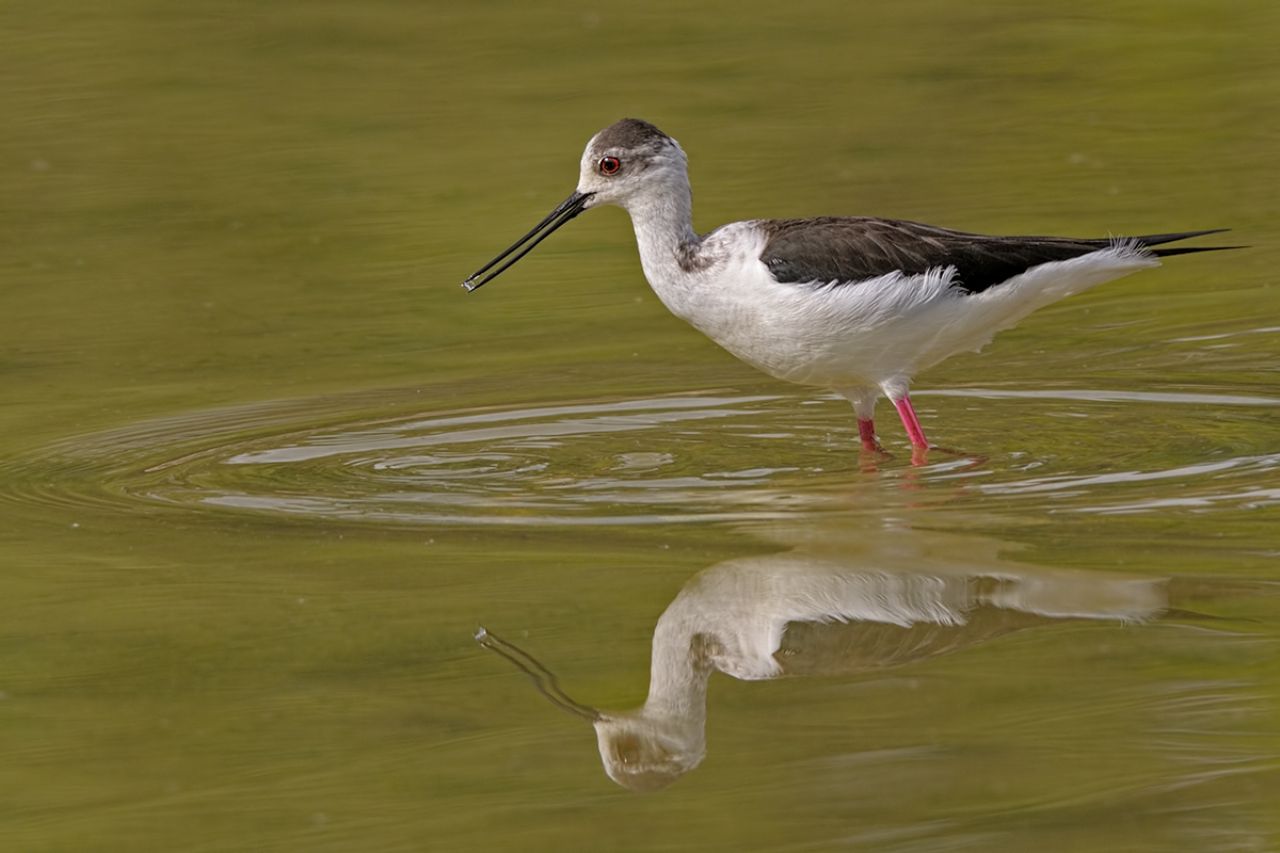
[463,119,1235,454]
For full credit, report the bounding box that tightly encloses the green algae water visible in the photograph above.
[2,1,1278,850]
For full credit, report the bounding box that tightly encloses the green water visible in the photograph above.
[3,1,1279,850]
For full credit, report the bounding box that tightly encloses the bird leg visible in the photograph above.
[839,388,884,452]
[857,418,881,452]
[891,395,929,449]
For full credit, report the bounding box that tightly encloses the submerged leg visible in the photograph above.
[857,418,879,451]
[839,387,882,452]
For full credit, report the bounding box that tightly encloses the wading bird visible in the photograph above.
[463,119,1232,454]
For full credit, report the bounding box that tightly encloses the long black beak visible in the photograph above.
[462,190,594,292]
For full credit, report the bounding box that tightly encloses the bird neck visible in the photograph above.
[624,182,703,286]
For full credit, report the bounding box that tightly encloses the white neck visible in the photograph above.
[623,182,704,314]
[640,612,712,727]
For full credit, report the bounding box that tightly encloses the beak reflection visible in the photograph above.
[474,627,601,722]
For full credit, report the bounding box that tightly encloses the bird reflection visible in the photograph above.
[478,524,1168,792]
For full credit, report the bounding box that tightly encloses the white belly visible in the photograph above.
[647,245,1158,390]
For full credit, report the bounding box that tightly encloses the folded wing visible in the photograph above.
[760,218,1232,293]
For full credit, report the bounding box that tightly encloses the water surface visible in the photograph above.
[2,1,1278,851]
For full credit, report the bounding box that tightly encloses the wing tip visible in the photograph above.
[1133,228,1231,245]
[1128,229,1243,257]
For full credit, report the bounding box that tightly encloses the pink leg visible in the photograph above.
[857,418,880,451]
[892,396,929,449]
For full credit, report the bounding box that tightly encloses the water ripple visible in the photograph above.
[1,386,1276,527]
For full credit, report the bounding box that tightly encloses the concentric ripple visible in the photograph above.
[2,387,1278,527]
[2,392,851,526]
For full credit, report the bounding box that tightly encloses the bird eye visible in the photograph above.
[598,156,621,176]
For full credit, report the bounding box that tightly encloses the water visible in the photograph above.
[2,2,1279,850]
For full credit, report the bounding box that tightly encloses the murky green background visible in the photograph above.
[3,1,1278,850]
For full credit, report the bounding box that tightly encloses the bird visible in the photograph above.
[476,524,1170,791]
[462,118,1235,455]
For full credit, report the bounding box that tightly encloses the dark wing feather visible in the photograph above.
[760,218,1230,293]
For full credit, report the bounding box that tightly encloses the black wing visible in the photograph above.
[759,217,1231,293]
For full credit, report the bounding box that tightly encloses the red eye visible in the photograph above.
[599,156,621,176]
